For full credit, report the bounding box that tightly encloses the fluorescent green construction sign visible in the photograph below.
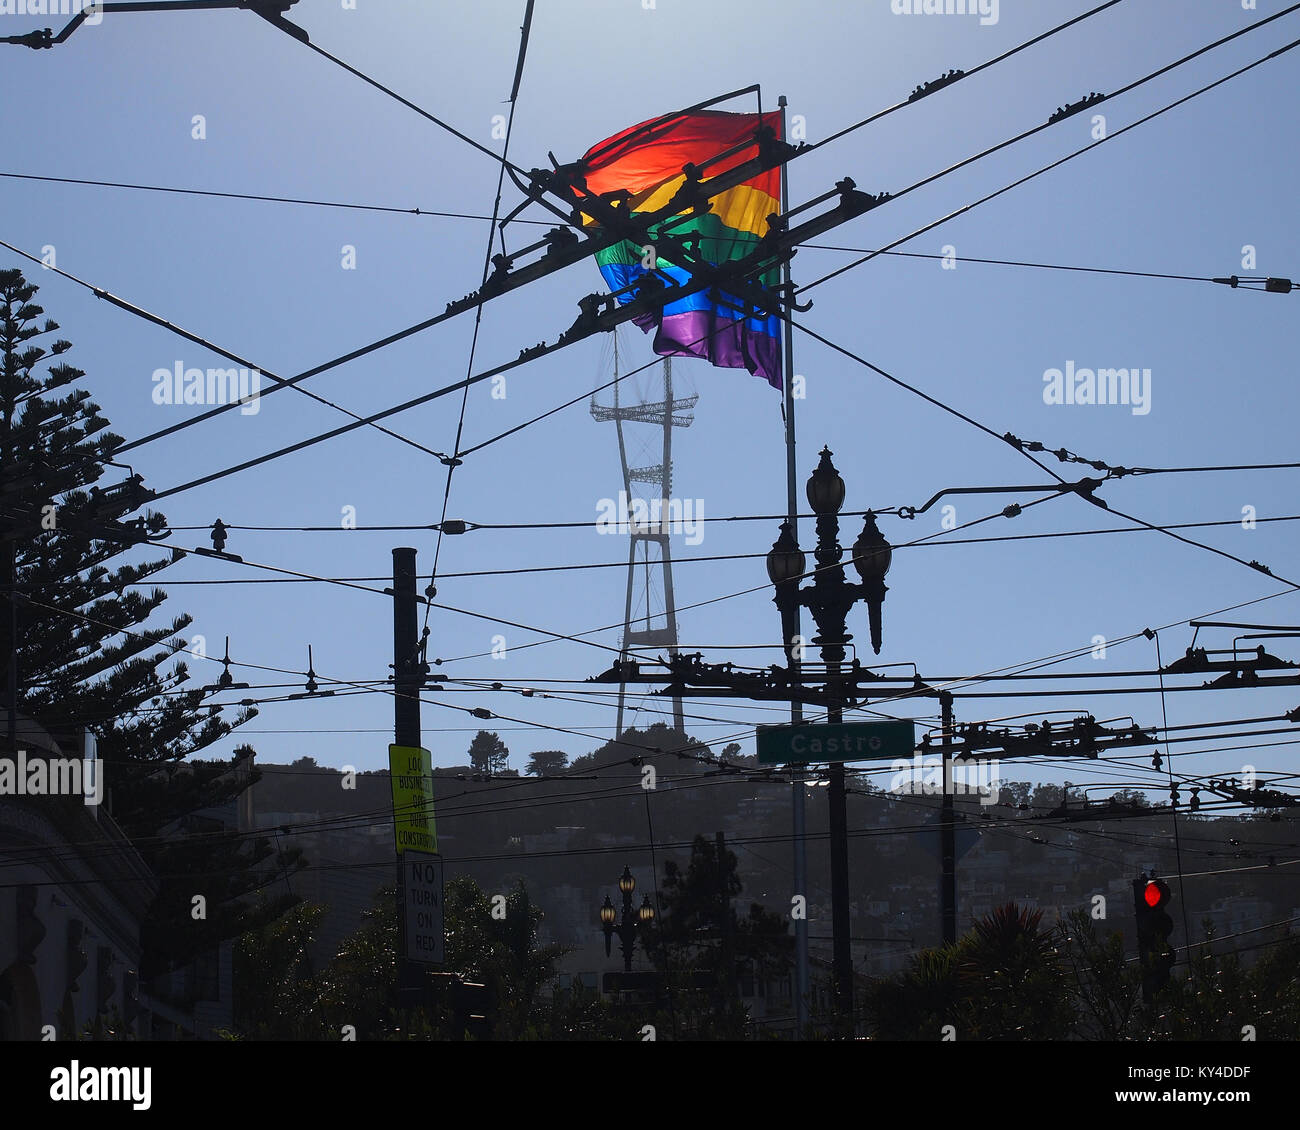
[389,744,437,853]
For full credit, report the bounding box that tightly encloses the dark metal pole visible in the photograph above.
[827,704,851,1032]
[392,548,421,748]
[778,93,809,1037]
[621,883,634,973]
[810,499,853,1034]
[392,548,420,980]
[940,691,957,945]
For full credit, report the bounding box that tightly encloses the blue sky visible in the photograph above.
[4,0,1300,806]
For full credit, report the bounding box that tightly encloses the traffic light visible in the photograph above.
[451,980,492,1041]
[1133,873,1176,1002]
[415,973,494,1040]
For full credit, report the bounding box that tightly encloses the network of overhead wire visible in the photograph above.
[5,0,1300,949]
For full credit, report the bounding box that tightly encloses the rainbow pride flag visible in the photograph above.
[579,109,784,390]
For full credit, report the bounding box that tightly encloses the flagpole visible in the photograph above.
[778,93,810,1039]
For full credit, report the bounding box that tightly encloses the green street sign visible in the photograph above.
[756,720,917,766]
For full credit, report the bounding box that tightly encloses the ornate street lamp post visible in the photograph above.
[768,447,892,1035]
[600,866,655,973]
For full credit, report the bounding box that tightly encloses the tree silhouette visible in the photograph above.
[525,749,568,776]
[468,730,509,775]
[0,268,299,980]
[266,877,599,1040]
[648,834,793,1038]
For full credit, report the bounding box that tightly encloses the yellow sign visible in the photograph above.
[389,745,437,854]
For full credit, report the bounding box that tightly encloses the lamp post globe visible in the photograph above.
[851,512,892,585]
[766,521,806,586]
[852,512,892,655]
[806,447,846,516]
[600,867,652,973]
[600,894,617,958]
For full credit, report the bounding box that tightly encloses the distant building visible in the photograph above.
[0,716,154,1040]
[1203,896,1274,942]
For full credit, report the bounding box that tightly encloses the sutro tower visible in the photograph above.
[590,341,696,738]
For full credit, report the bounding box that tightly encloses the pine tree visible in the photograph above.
[649,834,793,1037]
[525,749,567,776]
[467,729,509,775]
[0,268,300,980]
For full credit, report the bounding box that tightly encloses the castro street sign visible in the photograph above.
[756,720,917,766]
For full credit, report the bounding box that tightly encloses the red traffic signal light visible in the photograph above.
[1139,879,1174,943]
[1133,875,1176,1002]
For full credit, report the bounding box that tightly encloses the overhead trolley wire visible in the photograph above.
[425,0,536,629]
[39,3,1271,493]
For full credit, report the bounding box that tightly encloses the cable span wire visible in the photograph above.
[6,763,1272,873]
[801,243,1285,289]
[137,296,778,501]
[441,581,1300,780]
[6,483,1071,702]
[0,170,554,225]
[802,0,1129,155]
[13,21,1269,543]
[425,0,537,620]
[296,27,531,179]
[45,621,1284,858]
[797,29,1300,297]
[430,490,1074,663]
[788,315,1300,593]
[0,733,1199,859]
[1,0,1125,227]
[6,1,1287,516]
[1,784,1272,891]
[154,504,1300,535]
[4,668,1288,873]
[12,590,1300,853]
[24,497,1219,787]
[88,512,1300,588]
[68,6,1289,496]
[0,236,447,462]
[452,32,1300,470]
[5,691,1284,884]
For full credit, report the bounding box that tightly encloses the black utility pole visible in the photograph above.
[820,641,853,1029]
[778,91,810,1038]
[392,548,421,749]
[392,547,420,977]
[769,506,809,1030]
[940,691,957,945]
